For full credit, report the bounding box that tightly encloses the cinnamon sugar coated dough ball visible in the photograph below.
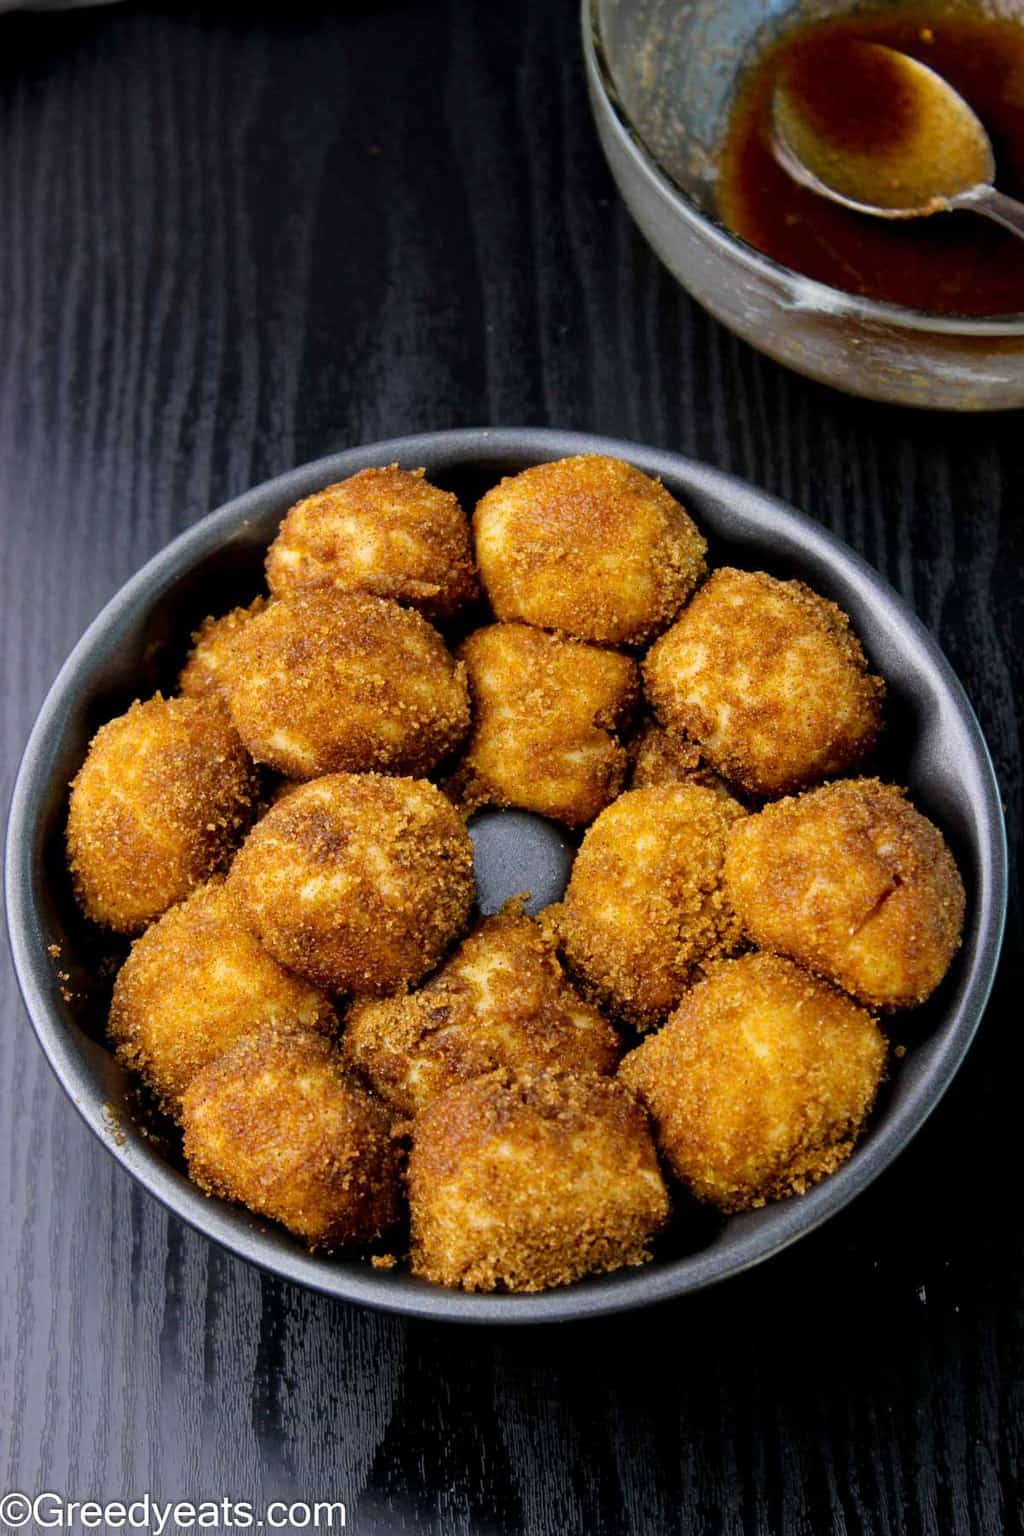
[344,903,620,1116]
[644,568,884,796]
[552,783,746,1029]
[453,623,638,826]
[473,455,707,646]
[182,1029,401,1250]
[226,773,475,993]
[724,778,965,1010]
[408,1071,670,1292]
[218,589,469,780]
[620,953,886,1212]
[266,466,478,620]
[629,719,736,802]
[109,880,336,1116]
[67,695,258,933]
[178,598,268,699]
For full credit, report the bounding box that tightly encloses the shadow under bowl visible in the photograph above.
[5,427,1008,1322]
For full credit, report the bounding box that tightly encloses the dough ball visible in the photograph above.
[724,778,965,1009]
[453,622,638,827]
[552,783,746,1029]
[644,568,884,796]
[182,1029,400,1250]
[226,773,475,993]
[344,902,620,1116]
[178,598,268,699]
[266,465,477,620]
[67,694,258,933]
[109,880,336,1116]
[628,719,737,802]
[408,1070,669,1291]
[473,455,706,646]
[620,953,886,1211]
[218,589,469,780]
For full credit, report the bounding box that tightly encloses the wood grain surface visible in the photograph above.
[1,3,1021,1532]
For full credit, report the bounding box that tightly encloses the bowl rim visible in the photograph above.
[584,0,1024,334]
[5,426,1009,1325]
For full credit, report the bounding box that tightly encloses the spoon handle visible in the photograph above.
[951,184,1024,241]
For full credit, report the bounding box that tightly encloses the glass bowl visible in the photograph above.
[584,0,1024,409]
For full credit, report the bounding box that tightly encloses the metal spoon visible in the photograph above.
[772,42,1024,239]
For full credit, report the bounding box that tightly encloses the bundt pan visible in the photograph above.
[5,428,1007,1323]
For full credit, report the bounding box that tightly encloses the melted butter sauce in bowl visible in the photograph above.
[718,9,1024,316]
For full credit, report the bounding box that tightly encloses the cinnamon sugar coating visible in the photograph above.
[473,455,706,646]
[67,694,258,933]
[178,598,268,700]
[408,1070,669,1291]
[724,778,965,1009]
[644,567,884,796]
[109,879,336,1116]
[621,953,886,1211]
[451,622,638,827]
[183,1029,400,1250]
[266,465,477,620]
[226,773,474,994]
[218,588,469,780]
[344,902,619,1116]
[551,783,747,1030]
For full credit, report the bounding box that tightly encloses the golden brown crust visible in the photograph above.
[182,1029,401,1249]
[408,1070,670,1291]
[218,588,470,780]
[344,903,620,1115]
[67,694,258,933]
[266,465,478,620]
[60,450,975,1295]
[178,598,268,699]
[620,953,886,1212]
[449,623,638,827]
[109,880,336,1116]
[551,783,747,1029]
[628,719,739,803]
[225,773,475,994]
[643,567,885,796]
[473,455,707,646]
[723,778,966,1009]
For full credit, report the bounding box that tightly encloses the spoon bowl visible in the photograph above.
[772,42,1024,236]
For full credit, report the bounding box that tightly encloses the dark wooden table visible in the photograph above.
[2,3,1021,1531]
